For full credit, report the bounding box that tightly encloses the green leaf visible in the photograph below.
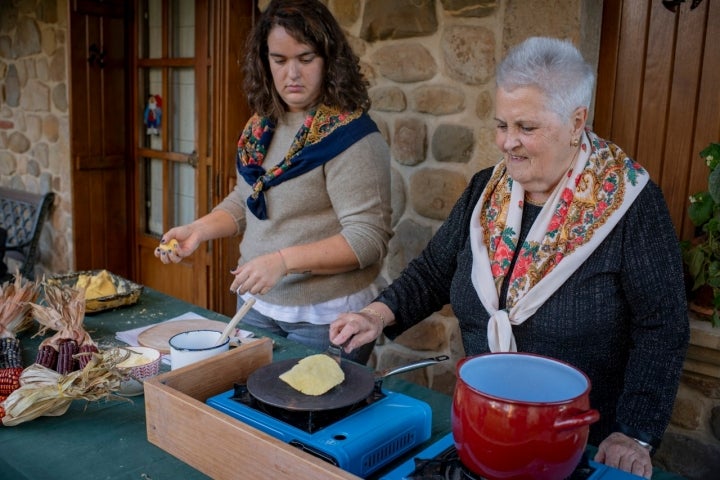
[688,192,715,226]
[685,248,708,288]
[700,142,720,170]
[709,166,720,204]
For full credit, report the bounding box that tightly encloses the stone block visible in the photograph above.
[432,124,474,163]
[5,64,20,107]
[440,0,497,17]
[475,90,494,119]
[371,43,436,83]
[410,168,467,220]
[395,316,448,351]
[370,86,407,112]
[361,0,437,41]
[503,0,580,54]
[0,151,17,176]
[15,17,41,58]
[390,167,406,227]
[19,79,51,112]
[671,390,704,430]
[328,0,360,26]
[42,114,59,142]
[411,84,465,115]
[654,431,720,480]
[682,370,720,400]
[387,218,432,279]
[441,25,495,85]
[392,116,426,165]
[7,131,30,153]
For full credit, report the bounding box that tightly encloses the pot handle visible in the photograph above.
[375,355,450,380]
[553,408,600,431]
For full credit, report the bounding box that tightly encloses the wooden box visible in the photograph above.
[144,339,360,480]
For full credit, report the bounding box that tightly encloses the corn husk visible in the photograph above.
[0,348,131,426]
[31,283,94,349]
[0,271,41,339]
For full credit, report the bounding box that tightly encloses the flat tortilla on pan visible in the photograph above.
[279,354,345,396]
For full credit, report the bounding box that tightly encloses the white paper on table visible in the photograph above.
[115,311,254,365]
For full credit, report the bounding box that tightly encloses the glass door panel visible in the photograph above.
[173,162,195,226]
[139,67,163,150]
[170,67,195,153]
[139,0,162,59]
[145,157,164,236]
[135,0,204,306]
[171,0,195,58]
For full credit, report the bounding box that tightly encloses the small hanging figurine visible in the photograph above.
[144,94,162,135]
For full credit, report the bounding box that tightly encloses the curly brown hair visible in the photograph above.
[243,0,370,120]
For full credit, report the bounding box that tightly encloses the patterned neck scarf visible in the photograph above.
[236,104,378,219]
[469,129,649,352]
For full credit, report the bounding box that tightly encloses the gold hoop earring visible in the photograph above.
[571,138,579,147]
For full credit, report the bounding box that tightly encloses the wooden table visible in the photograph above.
[0,288,452,480]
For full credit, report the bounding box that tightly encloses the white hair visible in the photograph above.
[496,37,596,119]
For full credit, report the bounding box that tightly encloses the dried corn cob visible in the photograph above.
[57,340,79,375]
[76,344,99,370]
[35,345,58,370]
[0,338,22,369]
[0,367,23,396]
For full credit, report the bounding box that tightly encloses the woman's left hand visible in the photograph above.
[230,251,287,295]
[594,432,653,479]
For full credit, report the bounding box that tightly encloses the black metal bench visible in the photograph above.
[0,187,55,281]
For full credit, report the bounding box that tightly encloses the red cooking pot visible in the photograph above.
[452,353,600,480]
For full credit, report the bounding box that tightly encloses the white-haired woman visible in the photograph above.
[331,37,689,479]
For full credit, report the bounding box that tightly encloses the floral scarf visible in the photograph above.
[470,129,649,352]
[236,104,379,219]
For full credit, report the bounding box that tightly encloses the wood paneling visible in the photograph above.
[595,0,720,241]
[69,0,132,276]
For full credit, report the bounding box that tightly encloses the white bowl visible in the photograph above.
[117,346,161,396]
[168,329,229,370]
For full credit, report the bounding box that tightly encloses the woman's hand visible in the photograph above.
[155,225,202,264]
[329,304,390,353]
[230,251,288,295]
[594,432,653,479]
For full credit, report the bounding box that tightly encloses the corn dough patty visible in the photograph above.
[279,354,345,396]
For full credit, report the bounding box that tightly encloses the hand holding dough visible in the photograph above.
[156,238,179,254]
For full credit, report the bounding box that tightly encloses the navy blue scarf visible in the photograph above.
[236,106,378,220]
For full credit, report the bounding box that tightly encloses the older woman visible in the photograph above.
[330,37,689,478]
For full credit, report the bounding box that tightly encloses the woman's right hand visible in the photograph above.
[155,225,202,264]
[329,304,390,354]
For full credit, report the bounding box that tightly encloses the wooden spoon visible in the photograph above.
[215,297,256,346]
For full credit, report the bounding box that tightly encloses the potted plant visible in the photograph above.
[682,142,720,327]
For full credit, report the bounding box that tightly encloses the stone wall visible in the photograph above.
[0,0,71,276]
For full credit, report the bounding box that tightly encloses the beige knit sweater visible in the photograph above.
[213,111,393,306]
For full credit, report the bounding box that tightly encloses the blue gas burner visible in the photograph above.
[380,433,643,480]
[206,383,432,478]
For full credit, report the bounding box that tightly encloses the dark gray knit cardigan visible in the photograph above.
[379,166,690,449]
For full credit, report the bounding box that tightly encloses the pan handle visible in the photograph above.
[375,355,450,382]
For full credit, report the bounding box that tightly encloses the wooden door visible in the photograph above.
[69,0,132,277]
[132,0,254,314]
[210,0,256,316]
[595,0,720,241]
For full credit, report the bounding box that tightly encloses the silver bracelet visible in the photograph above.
[632,437,653,453]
